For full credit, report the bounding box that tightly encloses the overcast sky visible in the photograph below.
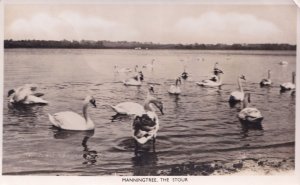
[4,4,297,44]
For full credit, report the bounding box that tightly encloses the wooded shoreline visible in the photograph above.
[4,39,296,50]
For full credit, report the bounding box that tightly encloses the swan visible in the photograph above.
[260,70,272,86]
[123,72,142,86]
[238,93,263,123]
[48,95,97,131]
[229,75,246,102]
[114,65,132,73]
[110,86,155,116]
[209,62,223,82]
[279,61,288,65]
[196,69,223,87]
[181,65,189,80]
[168,77,181,95]
[132,97,164,144]
[142,59,155,70]
[280,72,296,91]
[8,84,48,105]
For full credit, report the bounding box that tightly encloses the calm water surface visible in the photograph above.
[3,49,295,175]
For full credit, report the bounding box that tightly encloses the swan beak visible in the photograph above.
[160,108,164,115]
[90,100,97,108]
[34,92,44,97]
[7,89,15,97]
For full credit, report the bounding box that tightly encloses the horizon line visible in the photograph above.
[4,39,297,46]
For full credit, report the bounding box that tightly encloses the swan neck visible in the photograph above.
[83,103,89,122]
[238,77,243,92]
[243,98,248,109]
[268,71,271,79]
[292,73,295,84]
[144,99,155,112]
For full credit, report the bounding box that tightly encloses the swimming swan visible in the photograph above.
[8,84,48,105]
[110,86,155,116]
[279,61,288,65]
[260,70,272,86]
[229,75,246,102]
[280,72,296,91]
[132,97,164,144]
[123,72,142,86]
[181,65,189,80]
[196,69,223,87]
[238,93,263,123]
[168,77,181,95]
[48,95,97,131]
[143,59,155,70]
[114,65,132,73]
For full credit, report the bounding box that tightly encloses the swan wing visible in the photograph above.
[238,108,263,122]
[23,95,48,104]
[230,91,244,101]
[280,82,295,90]
[168,85,176,93]
[197,79,221,87]
[113,102,145,115]
[49,111,88,130]
[123,78,141,86]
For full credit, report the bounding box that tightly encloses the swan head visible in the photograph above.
[150,99,164,115]
[7,89,15,97]
[214,68,223,75]
[240,75,246,81]
[149,85,154,93]
[84,96,97,108]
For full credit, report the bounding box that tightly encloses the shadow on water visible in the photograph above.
[7,103,46,123]
[51,128,98,165]
[111,113,134,122]
[239,120,263,134]
[228,101,241,108]
[112,137,159,175]
[132,144,158,176]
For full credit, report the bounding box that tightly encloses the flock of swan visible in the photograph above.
[7,59,296,147]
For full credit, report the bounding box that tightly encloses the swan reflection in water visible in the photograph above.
[52,128,98,165]
[132,143,159,176]
[7,102,45,117]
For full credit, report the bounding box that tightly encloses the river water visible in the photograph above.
[3,49,295,175]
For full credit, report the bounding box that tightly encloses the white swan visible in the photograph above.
[280,72,296,91]
[196,70,223,87]
[279,61,288,65]
[143,59,155,70]
[110,86,155,116]
[48,95,97,131]
[132,98,164,144]
[229,75,246,102]
[114,65,132,73]
[260,70,272,86]
[238,93,263,123]
[209,62,223,82]
[123,72,142,86]
[8,84,48,104]
[168,77,181,95]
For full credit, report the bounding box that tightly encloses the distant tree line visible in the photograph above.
[4,39,296,50]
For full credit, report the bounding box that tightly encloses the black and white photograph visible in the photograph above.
[1,0,298,181]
